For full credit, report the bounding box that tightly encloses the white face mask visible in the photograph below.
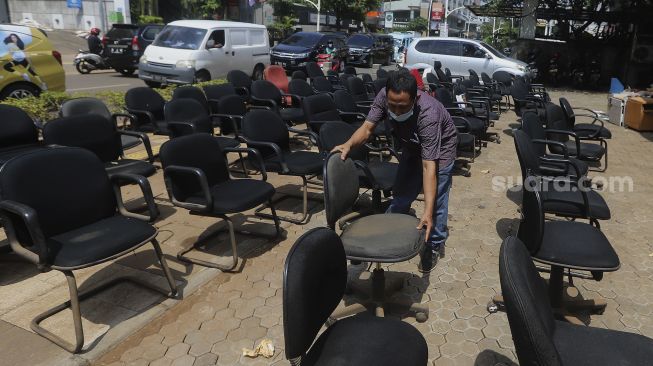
[388,103,414,122]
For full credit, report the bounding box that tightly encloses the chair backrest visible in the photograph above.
[164,98,213,138]
[60,97,112,121]
[345,77,369,102]
[311,76,333,93]
[499,236,561,366]
[445,68,453,81]
[343,65,357,75]
[521,112,547,157]
[305,61,325,79]
[481,72,493,85]
[544,102,568,138]
[43,114,122,162]
[558,97,576,127]
[303,93,341,122]
[227,70,252,90]
[513,129,542,179]
[333,89,359,114]
[283,227,347,360]
[468,70,481,86]
[361,73,373,83]
[323,152,361,228]
[339,73,353,87]
[124,87,166,124]
[372,78,387,94]
[251,80,282,105]
[172,86,210,113]
[0,105,39,148]
[264,65,289,93]
[433,61,448,82]
[216,95,247,135]
[160,133,230,202]
[288,79,315,98]
[0,147,117,242]
[492,70,513,85]
[434,87,455,108]
[203,83,237,101]
[241,109,290,156]
[291,70,307,81]
[377,68,389,79]
[318,122,365,160]
[426,72,439,86]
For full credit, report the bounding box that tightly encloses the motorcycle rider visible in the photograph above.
[87,27,103,56]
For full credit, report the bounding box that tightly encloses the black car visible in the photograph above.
[346,33,394,67]
[103,23,163,75]
[270,32,348,72]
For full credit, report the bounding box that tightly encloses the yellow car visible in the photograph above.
[0,24,65,99]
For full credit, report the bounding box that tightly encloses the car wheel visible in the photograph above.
[144,81,162,88]
[0,83,40,100]
[194,70,211,83]
[252,64,264,80]
[118,68,136,76]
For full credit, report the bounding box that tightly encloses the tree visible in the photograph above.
[479,18,517,49]
[323,0,380,30]
[268,0,298,31]
[183,0,225,19]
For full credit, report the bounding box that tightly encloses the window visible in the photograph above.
[230,29,247,46]
[106,26,136,39]
[250,29,265,45]
[153,25,207,50]
[208,30,225,48]
[348,35,374,48]
[415,40,459,56]
[141,27,161,41]
[462,43,486,58]
[280,32,322,47]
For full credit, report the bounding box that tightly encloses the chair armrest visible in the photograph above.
[339,111,367,120]
[222,147,267,181]
[288,127,319,148]
[539,156,583,180]
[118,130,154,163]
[352,160,381,190]
[112,112,137,129]
[210,113,242,136]
[250,96,278,112]
[356,100,375,107]
[545,129,580,156]
[238,136,288,173]
[167,121,200,138]
[110,173,159,222]
[125,108,156,127]
[163,165,213,212]
[532,139,569,158]
[0,200,47,268]
[450,75,465,81]
[451,116,472,132]
[365,144,400,160]
[247,105,272,111]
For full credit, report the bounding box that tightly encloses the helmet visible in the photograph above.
[90,27,100,36]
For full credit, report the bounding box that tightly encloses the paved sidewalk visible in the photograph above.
[2,90,652,366]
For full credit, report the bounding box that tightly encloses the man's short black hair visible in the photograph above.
[386,68,417,101]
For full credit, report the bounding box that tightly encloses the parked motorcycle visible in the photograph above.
[316,53,343,72]
[526,51,539,82]
[547,53,564,87]
[73,50,112,74]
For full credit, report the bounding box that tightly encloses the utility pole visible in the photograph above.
[300,0,321,31]
[98,0,108,32]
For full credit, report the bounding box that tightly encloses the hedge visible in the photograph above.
[0,79,227,123]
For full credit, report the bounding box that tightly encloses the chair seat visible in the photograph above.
[358,160,398,191]
[188,179,275,214]
[264,150,323,175]
[574,123,612,139]
[537,220,619,271]
[341,213,421,262]
[105,159,157,178]
[457,133,476,148]
[120,135,142,151]
[540,156,589,177]
[214,136,240,150]
[554,320,653,366]
[280,107,306,123]
[465,116,486,135]
[565,141,605,160]
[303,312,428,366]
[541,183,610,220]
[47,216,157,269]
[136,120,169,135]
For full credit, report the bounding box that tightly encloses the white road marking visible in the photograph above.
[67,83,131,91]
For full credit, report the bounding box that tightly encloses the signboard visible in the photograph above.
[309,13,327,24]
[431,2,443,20]
[384,12,393,28]
[67,0,82,9]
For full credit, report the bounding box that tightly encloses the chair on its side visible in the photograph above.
[42,114,157,180]
[0,105,46,166]
[283,227,428,366]
[160,133,280,270]
[323,153,428,321]
[0,147,176,353]
[124,87,170,135]
[60,97,148,153]
[499,236,653,365]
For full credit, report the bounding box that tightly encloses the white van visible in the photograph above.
[405,37,529,78]
[138,20,270,87]
[390,32,419,63]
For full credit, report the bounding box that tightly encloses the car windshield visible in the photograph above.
[152,26,206,50]
[106,26,137,39]
[480,42,507,59]
[348,35,373,47]
[280,33,322,47]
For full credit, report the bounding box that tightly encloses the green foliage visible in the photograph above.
[138,15,164,24]
[479,19,516,49]
[183,0,224,19]
[268,0,297,29]
[323,0,380,28]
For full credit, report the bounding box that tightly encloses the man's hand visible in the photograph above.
[331,143,351,160]
[416,213,433,243]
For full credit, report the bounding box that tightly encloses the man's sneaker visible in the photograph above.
[418,246,439,273]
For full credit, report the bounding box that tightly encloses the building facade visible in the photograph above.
[6,0,130,31]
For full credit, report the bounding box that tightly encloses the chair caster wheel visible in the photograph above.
[416,312,428,323]
[595,308,605,315]
[487,301,499,313]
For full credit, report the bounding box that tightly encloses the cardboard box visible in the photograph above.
[624,97,653,131]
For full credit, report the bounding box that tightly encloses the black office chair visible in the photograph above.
[319,122,399,211]
[469,69,502,113]
[345,76,375,104]
[283,227,428,366]
[311,76,339,93]
[159,133,280,271]
[0,147,176,353]
[291,70,307,81]
[240,109,323,224]
[499,236,653,365]
[203,82,241,111]
[60,97,146,152]
[289,78,318,98]
[434,86,492,146]
[559,97,612,139]
[344,65,357,75]
[488,175,619,320]
[226,69,252,99]
[545,102,608,172]
[376,68,389,79]
[361,73,373,83]
[124,87,169,135]
[305,61,339,84]
[163,98,240,146]
[451,116,476,177]
[510,77,547,120]
[371,78,387,95]
[513,129,610,225]
[172,85,211,112]
[42,114,157,180]
[0,105,46,166]
[302,93,345,133]
[323,153,428,321]
[215,94,248,135]
[250,80,306,126]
